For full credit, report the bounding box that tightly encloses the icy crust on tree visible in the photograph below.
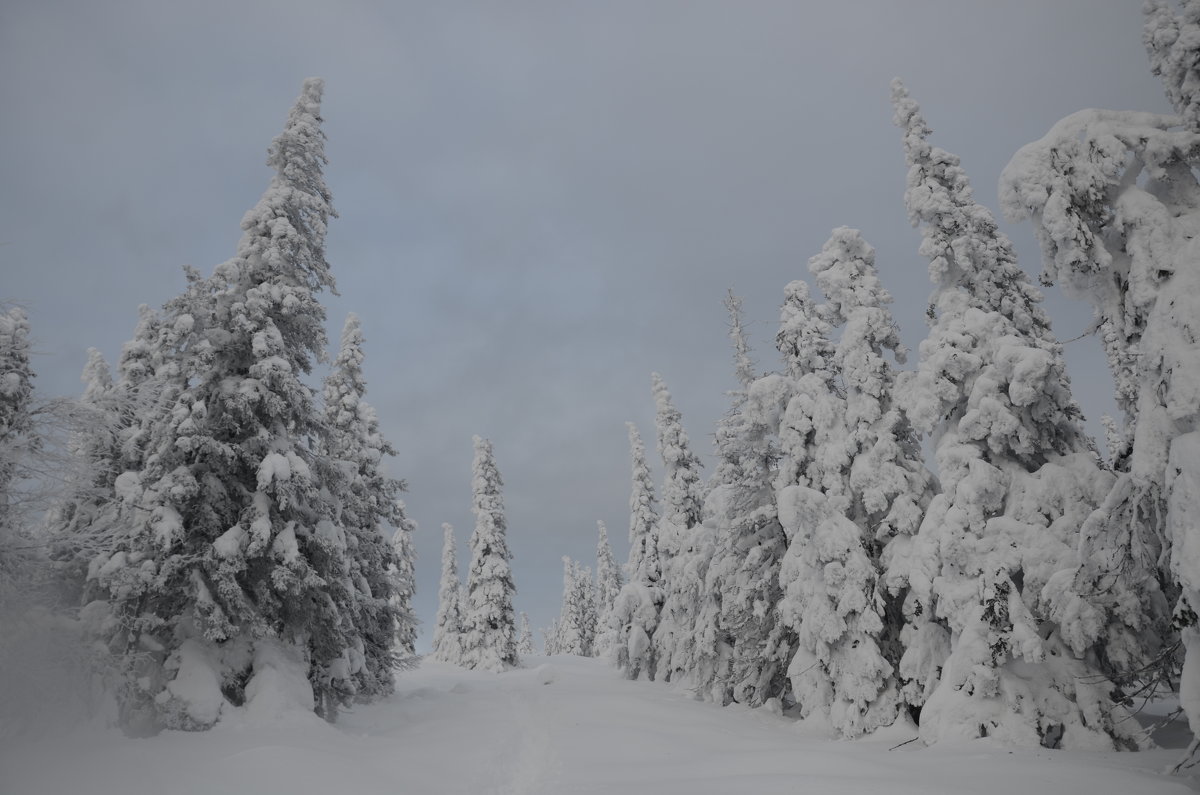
[610,423,664,680]
[460,436,518,672]
[648,374,707,684]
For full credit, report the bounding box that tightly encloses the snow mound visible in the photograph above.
[238,641,319,728]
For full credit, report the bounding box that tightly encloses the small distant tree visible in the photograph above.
[610,423,664,680]
[460,437,518,671]
[554,557,596,656]
[650,373,708,684]
[592,521,623,657]
[517,612,534,657]
[542,619,560,656]
[432,524,464,664]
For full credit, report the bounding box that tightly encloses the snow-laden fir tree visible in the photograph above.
[432,523,465,664]
[772,278,874,730]
[460,436,518,671]
[390,521,417,661]
[83,79,363,731]
[555,557,584,655]
[554,557,597,656]
[518,612,534,657]
[649,373,708,684]
[791,228,938,737]
[1001,6,1200,759]
[610,422,664,679]
[696,292,790,707]
[51,284,214,613]
[892,80,1140,749]
[322,313,415,696]
[592,520,623,658]
[47,349,123,606]
[542,619,560,656]
[0,307,38,598]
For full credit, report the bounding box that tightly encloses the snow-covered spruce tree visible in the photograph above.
[518,612,534,657]
[46,349,124,606]
[610,422,664,679]
[892,80,1140,749]
[390,520,418,661]
[592,520,623,658]
[542,619,560,656]
[804,227,937,737]
[554,557,597,656]
[432,523,465,664]
[84,79,361,731]
[555,557,585,655]
[0,307,39,599]
[460,436,518,671]
[322,313,416,693]
[1001,6,1200,758]
[649,373,708,685]
[696,292,790,707]
[773,277,877,731]
[574,560,597,655]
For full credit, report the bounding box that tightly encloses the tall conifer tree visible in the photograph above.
[610,422,663,680]
[460,436,518,671]
[892,81,1139,749]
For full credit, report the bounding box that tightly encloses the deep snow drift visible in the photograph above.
[1,656,1193,794]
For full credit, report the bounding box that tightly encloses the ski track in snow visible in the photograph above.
[0,656,1196,794]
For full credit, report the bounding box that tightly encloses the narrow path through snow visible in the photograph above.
[1,656,1194,794]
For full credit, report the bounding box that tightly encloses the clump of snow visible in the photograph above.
[213,526,247,560]
[239,640,319,728]
[155,640,225,731]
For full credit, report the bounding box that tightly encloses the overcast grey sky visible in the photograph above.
[1,1,1172,648]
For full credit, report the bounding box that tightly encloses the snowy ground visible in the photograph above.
[2,656,1196,794]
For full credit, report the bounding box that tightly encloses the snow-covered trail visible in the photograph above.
[1,656,1195,794]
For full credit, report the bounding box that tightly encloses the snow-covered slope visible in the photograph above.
[1,656,1192,794]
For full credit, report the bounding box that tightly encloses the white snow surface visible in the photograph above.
[1,656,1192,794]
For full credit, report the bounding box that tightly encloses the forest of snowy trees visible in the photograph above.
[2,0,1200,775]
[476,2,1200,764]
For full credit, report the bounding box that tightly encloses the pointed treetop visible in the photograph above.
[891,79,1049,337]
[81,348,113,404]
[650,373,704,531]
[333,313,366,381]
[776,280,834,381]
[724,290,756,390]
